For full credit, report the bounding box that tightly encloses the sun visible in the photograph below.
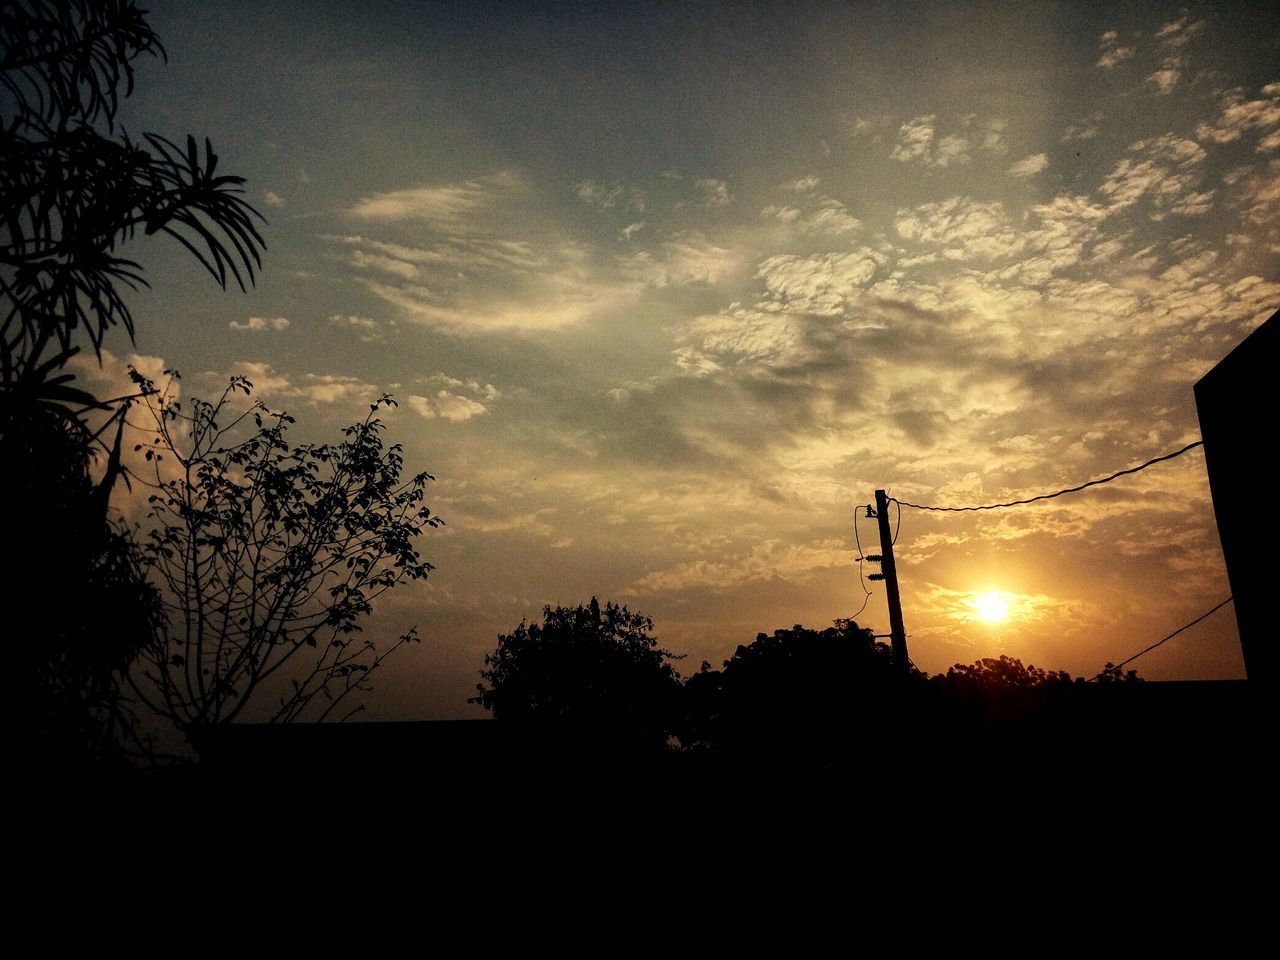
[973,593,1010,623]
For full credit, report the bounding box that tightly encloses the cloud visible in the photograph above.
[338,174,675,336]
[1098,135,1209,217]
[213,361,378,406]
[436,499,559,539]
[933,134,971,167]
[761,205,800,224]
[694,178,733,208]
[754,249,886,315]
[848,115,891,137]
[349,250,419,279]
[298,372,379,404]
[1223,160,1280,228]
[891,115,936,164]
[328,313,384,343]
[620,233,739,287]
[631,538,850,594]
[263,191,286,208]
[329,313,379,331]
[1023,193,1111,268]
[1063,112,1104,142]
[1166,190,1216,217]
[623,135,1275,493]
[895,197,1024,260]
[422,372,501,401]
[326,234,546,272]
[1148,68,1180,95]
[1096,30,1134,70]
[782,175,820,193]
[339,226,641,335]
[917,583,1078,627]
[677,304,799,366]
[576,179,646,212]
[408,376,498,422]
[363,273,638,335]
[800,200,862,236]
[408,391,490,422]
[229,316,290,332]
[891,115,995,167]
[220,360,293,395]
[619,221,646,241]
[1195,82,1280,147]
[1146,12,1204,95]
[671,347,723,377]
[1008,153,1050,178]
[976,117,1009,155]
[347,171,522,226]
[761,195,861,237]
[1155,11,1204,47]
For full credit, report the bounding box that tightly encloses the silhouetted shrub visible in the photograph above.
[679,619,912,762]
[128,373,441,734]
[473,598,683,751]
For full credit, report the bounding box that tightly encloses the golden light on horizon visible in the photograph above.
[972,592,1010,623]
[927,585,1066,630]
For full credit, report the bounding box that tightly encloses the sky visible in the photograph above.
[83,0,1280,719]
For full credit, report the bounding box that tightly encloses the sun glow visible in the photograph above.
[973,592,1010,622]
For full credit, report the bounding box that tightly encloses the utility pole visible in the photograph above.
[872,489,910,674]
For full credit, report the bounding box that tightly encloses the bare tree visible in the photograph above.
[127,371,442,735]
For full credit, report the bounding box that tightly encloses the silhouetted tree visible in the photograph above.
[127,372,441,737]
[2,399,163,766]
[1,0,263,399]
[472,598,683,750]
[937,655,1075,699]
[679,619,904,762]
[1,1,265,765]
[1094,661,1142,684]
[927,655,1130,745]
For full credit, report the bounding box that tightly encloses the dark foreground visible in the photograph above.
[124,681,1274,821]
[11,680,1268,926]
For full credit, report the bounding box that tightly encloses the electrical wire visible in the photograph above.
[863,438,1226,680]
[1087,596,1233,681]
[850,505,873,620]
[892,440,1204,512]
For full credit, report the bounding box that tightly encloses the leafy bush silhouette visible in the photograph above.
[937,655,1074,700]
[679,619,905,761]
[1,400,162,766]
[928,655,1143,746]
[472,598,683,751]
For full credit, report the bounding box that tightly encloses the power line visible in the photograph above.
[1088,596,1234,681]
[850,505,873,619]
[893,440,1205,513]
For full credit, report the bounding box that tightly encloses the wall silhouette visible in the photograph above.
[1195,307,1277,684]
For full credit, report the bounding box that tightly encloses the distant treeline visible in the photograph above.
[470,599,1142,766]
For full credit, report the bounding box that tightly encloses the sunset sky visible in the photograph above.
[90,0,1280,718]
